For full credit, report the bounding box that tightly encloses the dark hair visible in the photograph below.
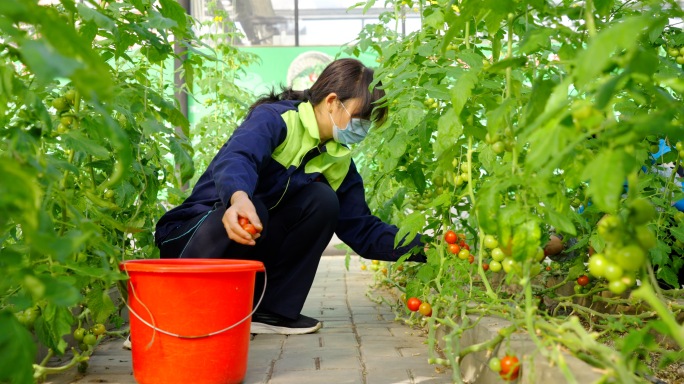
[248,58,387,125]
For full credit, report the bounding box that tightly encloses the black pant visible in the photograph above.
[158,183,340,319]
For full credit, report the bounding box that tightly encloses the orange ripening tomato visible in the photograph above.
[448,243,461,254]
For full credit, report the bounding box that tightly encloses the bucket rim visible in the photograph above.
[120,259,265,273]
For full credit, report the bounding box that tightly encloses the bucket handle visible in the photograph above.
[124,267,267,340]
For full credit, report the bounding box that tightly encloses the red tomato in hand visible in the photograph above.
[444,230,458,244]
[238,216,249,227]
[406,297,421,312]
[243,223,258,235]
[499,355,520,381]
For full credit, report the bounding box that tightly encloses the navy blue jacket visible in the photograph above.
[155,100,422,261]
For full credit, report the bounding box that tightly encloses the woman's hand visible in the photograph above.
[223,191,263,246]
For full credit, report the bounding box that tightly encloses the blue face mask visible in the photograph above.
[330,101,372,145]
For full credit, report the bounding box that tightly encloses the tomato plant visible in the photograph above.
[352,0,684,382]
[0,1,257,382]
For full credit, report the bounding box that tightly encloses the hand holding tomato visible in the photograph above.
[223,191,262,245]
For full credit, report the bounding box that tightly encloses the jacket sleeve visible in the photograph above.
[212,106,287,206]
[335,161,424,261]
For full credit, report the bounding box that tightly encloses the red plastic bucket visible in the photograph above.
[120,259,265,384]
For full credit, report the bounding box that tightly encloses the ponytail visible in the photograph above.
[248,86,310,114]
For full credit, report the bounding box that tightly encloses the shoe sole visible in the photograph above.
[250,321,322,335]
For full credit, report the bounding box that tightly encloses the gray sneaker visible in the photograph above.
[250,312,321,335]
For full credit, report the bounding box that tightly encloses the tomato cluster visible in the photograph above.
[405,297,432,317]
[483,234,545,276]
[666,45,684,65]
[485,128,516,157]
[488,355,521,381]
[444,229,472,263]
[73,323,106,351]
[51,89,78,135]
[588,199,655,294]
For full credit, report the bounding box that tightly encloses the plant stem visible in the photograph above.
[585,0,598,38]
[631,282,684,348]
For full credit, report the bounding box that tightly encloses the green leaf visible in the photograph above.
[34,303,73,355]
[159,0,188,32]
[574,16,650,88]
[43,275,82,307]
[656,267,679,289]
[416,264,437,283]
[433,108,463,158]
[669,224,684,243]
[450,71,478,115]
[485,57,527,74]
[63,131,111,158]
[543,207,577,236]
[395,211,426,248]
[86,286,117,324]
[19,39,83,82]
[407,162,426,194]
[168,136,194,184]
[581,150,626,213]
[76,4,115,31]
[0,311,36,384]
[525,118,572,171]
[518,27,553,54]
[0,158,41,231]
[424,9,445,30]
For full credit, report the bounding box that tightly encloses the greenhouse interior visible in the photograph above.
[2,1,684,384]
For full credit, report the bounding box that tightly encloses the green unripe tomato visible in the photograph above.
[502,258,515,273]
[52,97,69,111]
[83,333,97,346]
[489,260,502,272]
[668,47,680,57]
[73,328,87,341]
[677,56,684,65]
[483,235,499,249]
[491,247,505,262]
[65,89,77,104]
[588,254,608,278]
[488,357,502,372]
[609,280,627,295]
[615,244,646,272]
[492,141,506,154]
[603,263,624,282]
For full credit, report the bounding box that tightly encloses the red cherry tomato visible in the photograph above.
[577,275,590,287]
[499,355,520,381]
[406,297,421,312]
[444,230,458,244]
[238,216,249,227]
[483,263,490,271]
